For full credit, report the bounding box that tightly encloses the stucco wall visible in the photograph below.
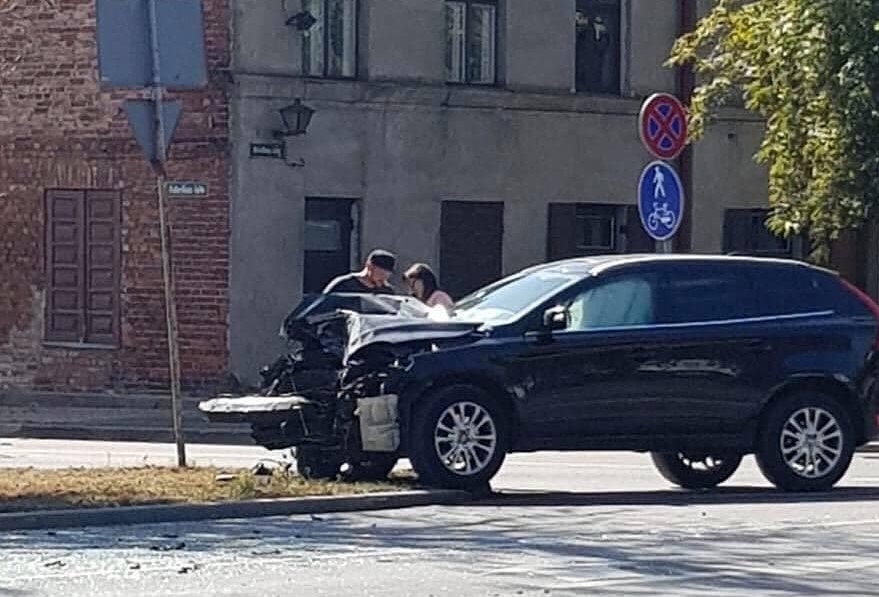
[228,0,770,384]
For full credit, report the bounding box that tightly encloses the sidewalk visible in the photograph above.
[0,389,250,445]
[4,388,879,452]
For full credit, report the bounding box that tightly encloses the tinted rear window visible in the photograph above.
[750,265,832,316]
[731,264,865,318]
[664,266,756,323]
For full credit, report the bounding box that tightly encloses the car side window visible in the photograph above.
[751,266,832,316]
[566,275,657,330]
[664,268,755,324]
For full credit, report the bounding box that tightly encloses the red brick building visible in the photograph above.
[0,0,231,393]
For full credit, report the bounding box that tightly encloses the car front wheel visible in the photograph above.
[409,384,509,491]
[650,451,742,489]
[755,392,856,492]
[341,454,399,482]
[294,446,342,480]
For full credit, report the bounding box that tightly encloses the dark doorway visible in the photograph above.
[440,200,504,299]
[303,198,357,294]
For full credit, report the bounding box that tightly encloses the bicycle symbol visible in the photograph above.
[646,202,677,233]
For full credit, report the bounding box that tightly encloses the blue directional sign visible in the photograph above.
[637,161,685,242]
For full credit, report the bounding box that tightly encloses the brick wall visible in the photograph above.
[0,0,231,393]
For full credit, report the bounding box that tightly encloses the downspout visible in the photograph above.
[676,0,696,252]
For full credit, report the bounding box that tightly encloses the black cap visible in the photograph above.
[367,249,396,272]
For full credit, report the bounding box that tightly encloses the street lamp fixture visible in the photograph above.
[274,99,315,138]
[285,10,317,31]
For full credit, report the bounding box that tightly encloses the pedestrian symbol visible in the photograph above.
[637,161,684,242]
[652,166,666,199]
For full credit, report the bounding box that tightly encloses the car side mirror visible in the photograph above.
[542,306,569,332]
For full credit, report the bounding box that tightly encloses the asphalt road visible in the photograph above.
[2,439,879,596]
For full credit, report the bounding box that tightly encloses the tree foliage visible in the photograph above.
[668,0,879,262]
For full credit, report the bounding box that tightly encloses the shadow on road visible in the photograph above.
[3,485,879,596]
[477,484,879,508]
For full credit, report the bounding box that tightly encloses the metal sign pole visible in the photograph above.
[148,0,186,467]
[656,239,673,254]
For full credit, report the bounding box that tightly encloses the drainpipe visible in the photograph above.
[676,0,696,252]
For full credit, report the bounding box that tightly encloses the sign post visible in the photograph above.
[96,0,208,467]
[637,93,688,253]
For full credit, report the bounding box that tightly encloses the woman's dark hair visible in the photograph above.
[404,263,439,300]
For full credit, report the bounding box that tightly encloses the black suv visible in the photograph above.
[202,255,879,492]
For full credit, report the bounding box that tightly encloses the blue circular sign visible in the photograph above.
[637,161,684,242]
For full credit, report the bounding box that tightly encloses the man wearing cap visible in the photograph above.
[322,249,397,294]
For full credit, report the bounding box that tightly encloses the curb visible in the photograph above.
[0,489,472,532]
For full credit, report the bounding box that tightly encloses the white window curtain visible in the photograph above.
[302,0,356,78]
[446,2,467,83]
[302,0,325,76]
[327,0,356,77]
[469,3,495,84]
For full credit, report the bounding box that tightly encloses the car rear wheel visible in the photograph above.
[650,451,742,489]
[409,384,509,491]
[755,392,855,492]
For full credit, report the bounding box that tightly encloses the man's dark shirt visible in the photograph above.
[323,273,395,295]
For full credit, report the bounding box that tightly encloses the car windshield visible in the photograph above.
[453,270,582,324]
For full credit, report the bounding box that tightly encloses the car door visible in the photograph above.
[506,269,673,445]
[651,263,769,435]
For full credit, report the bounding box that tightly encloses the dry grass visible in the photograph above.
[0,466,407,513]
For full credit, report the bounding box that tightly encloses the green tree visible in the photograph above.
[668,0,879,262]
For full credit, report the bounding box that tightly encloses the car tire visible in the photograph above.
[342,454,399,482]
[755,392,856,492]
[294,447,342,481]
[650,451,742,489]
[409,384,509,491]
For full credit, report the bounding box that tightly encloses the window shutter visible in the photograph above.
[722,209,751,254]
[547,203,579,261]
[45,190,86,342]
[84,191,121,345]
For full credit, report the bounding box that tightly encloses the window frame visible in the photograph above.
[302,0,359,80]
[575,204,617,252]
[660,264,759,325]
[445,0,499,86]
[722,208,800,258]
[44,189,121,348]
[574,0,622,95]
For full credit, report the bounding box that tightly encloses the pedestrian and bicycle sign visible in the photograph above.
[638,92,688,161]
[638,161,684,242]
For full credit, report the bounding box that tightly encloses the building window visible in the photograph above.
[44,189,121,345]
[547,203,653,260]
[302,0,357,78]
[446,0,497,85]
[723,208,799,258]
[576,204,617,252]
[575,0,621,94]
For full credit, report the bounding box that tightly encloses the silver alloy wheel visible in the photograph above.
[780,407,843,479]
[433,401,498,476]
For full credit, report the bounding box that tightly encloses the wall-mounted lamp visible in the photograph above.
[274,98,315,138]
[286,10,317,31]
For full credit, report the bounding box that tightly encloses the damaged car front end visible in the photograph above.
[199,293,484,482]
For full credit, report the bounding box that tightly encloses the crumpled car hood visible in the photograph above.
[343,313,483,362]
